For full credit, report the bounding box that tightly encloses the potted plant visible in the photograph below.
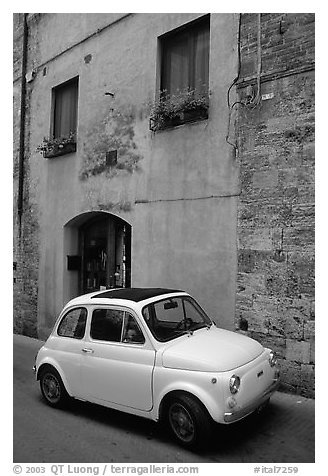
[36,131,77,158]
[149,88,209,132]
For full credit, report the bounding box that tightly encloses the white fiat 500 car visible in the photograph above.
[34,288,280,448]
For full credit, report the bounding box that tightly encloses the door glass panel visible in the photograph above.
[90,308,124,342]
[122,313,145,344]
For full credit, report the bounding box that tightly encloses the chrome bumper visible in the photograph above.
[223,378,280,423]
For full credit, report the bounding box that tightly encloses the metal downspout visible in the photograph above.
[17,13,28,237]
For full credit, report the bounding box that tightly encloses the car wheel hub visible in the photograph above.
[43,375,60,401]
[169,403,194,442]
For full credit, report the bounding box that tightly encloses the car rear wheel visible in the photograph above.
[40,368,68,408]
[167,394,212,449]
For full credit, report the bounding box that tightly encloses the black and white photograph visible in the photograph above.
[11,4,317,474]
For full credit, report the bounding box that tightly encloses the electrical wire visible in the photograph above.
[226,14,245,150]
[225,14,242,149]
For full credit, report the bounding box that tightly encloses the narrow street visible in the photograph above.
[13,334,315,463]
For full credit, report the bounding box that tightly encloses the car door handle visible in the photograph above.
[82,348,94,354]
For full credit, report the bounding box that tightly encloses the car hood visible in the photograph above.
[161,326,264,372]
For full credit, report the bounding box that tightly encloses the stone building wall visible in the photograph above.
[235,13,315,397]
[13,13,40,338]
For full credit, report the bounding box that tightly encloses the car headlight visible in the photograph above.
[229,374,241,394]
[269,350,277,367]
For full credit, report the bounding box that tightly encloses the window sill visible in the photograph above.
[44,142,77,159]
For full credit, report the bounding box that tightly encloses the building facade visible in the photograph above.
[13,13,315,396]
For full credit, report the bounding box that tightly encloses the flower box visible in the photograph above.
[154,108,208,130]
[149,89,209,132]
[182,108,208,123]
[43,141,77,159]
[36,132,77,159]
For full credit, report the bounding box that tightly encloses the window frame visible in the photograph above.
[52,75,79,138]
[90,307,125,343]
[45,76,79,158]
[89,306,146,346]
[150,15,210,132]
[160,14,210,96]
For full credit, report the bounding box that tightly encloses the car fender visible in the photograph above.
[36,355,73,397]
[152,369,223,422]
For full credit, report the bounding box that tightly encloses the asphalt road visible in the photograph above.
[13,334,315,463]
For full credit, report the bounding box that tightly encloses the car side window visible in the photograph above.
[91,308,124,342]
[122,313,145,344]
[57,307,87,339]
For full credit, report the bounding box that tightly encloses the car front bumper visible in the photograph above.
[223,378,280,423]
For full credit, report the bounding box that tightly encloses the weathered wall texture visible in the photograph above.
[236,13,315,396]
[14,13,240,339]
[13,14,40,338]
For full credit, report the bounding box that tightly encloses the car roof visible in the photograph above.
[65,288,186,308]
[90,288,183,302]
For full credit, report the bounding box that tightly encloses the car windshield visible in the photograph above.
[142,296,212,342]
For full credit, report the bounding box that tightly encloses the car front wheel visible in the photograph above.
[167,394,212,449]
[40,368,68,408]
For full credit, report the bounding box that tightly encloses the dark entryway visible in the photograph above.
[79,215,131,294]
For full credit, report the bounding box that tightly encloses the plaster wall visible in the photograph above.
[23,13,240,336]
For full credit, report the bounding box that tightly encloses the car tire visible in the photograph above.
[166,394,212,449]
[39,367,69,408]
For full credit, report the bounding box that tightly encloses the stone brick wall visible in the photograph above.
[240,13,314,79]
[13,13,39,338]
[236,13,315,397]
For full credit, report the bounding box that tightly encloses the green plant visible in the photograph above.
[36,131,76,155]
[149,88,209,131]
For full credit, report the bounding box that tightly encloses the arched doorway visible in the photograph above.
[64,212,131,300]
[79,214,131,293]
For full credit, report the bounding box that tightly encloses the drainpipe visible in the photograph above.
[17,13,28,237]
[254,13,262,105]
